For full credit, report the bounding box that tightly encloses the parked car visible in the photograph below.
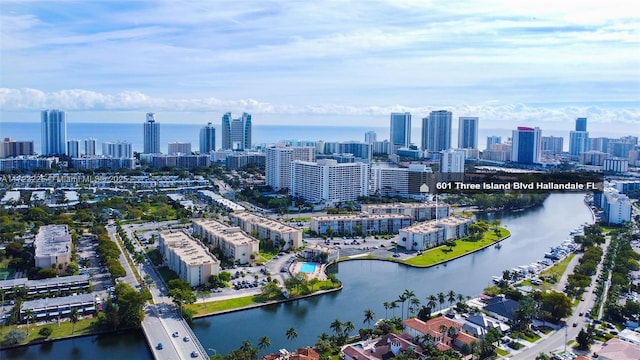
[191,351,199,358]
[183,336,189,342]
[157,343,163,350]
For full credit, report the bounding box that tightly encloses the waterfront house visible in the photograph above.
[342,333,422,360]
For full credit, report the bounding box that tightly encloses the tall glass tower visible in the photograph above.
[422,110,452,152]
[41,109,67,156]
[569,117,589,157]
[221,112,252,150]
[389,112,411,154]
[143,113,160,154]
[457,117,478,149]
[199,122,216,153]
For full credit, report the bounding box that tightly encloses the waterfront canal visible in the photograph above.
[1,193,593,358]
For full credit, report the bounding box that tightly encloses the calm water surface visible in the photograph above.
[1,193,592,358]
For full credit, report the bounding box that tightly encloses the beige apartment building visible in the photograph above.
[158,230,220,286]
[228,212,302,250]
[310,213,412,236]
[192,219,259,265]
[34,225,72,269]
[360,202,450,222]
[399,216,473,251]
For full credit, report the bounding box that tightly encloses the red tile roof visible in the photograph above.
[403,316,463,338]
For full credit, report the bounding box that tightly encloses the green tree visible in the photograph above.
[24,309,34,334]
[540,292,572,322]
[285,327,298,343]
[4,329,27,345]
[257,335,271,354]
[70,308,79,334]
[447,290,456,307]
[168,287,196,312]
[330,318,342,336]
[363,309,375,327]
[39,326,53,338]
[115,282,146,328]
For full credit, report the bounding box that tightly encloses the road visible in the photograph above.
[511,235,612,359]
[108,220,207,360]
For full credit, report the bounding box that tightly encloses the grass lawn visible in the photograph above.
[146,249,163,266]
[185,295,258,316]
[0,317,97,347]
[403,227,510,267]
[541,254,575,280]
[522,332,541,342]
[496,348,509,357]
[157,266,179,283]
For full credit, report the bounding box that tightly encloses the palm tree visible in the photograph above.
[457,293,465,303]
[343,321,355,338]
[426,295,437,312]
[330,319,342,336]
[24,309,34,334]
[363,309,375,327]
[402,289,415,319]
[410,297,421,316]
[258,336,271,354]
[437,292,446,310]
[285,327,298,343]
[397,293,408,320]
[447,290,456,307]
[390,301,398,318]
[383,301,390,319]
[70,308,79,334]
[317,332,329,342]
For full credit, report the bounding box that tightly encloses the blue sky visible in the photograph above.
[0,0,638,132]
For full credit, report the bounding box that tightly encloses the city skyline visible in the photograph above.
[0,1,638,131]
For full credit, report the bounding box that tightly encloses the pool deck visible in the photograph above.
[291,262,327,280]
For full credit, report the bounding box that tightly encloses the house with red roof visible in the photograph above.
[342,333,422,360]
[403,316,479,352]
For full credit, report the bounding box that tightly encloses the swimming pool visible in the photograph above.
[299,262,318,273]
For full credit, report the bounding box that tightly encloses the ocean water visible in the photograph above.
[0,122,631,155]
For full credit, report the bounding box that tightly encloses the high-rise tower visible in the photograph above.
[569,117,589,157]
[457,117,478,149]
[143,113,160,154]
[221,112,252,150]
[389,112,411,155]
[512,126,542,164]
[199,122,216,153]
[422,110,452,152]
[41,109,67,156]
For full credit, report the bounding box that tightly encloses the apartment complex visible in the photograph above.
[0,274,91,298]
[361,202,450,222]
[310,213,412,236]
[290,159,369,204]
[221,112,252,150]
[399,216,473,251]
[265,146,316,191]
[1,138,34,158]
[158,230,220,286]
[192,219,259,265]
[229,212,302,250]
[20,293,95,323]
[34,225,72,268]
[370,164,432,197]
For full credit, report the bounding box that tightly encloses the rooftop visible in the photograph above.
[401,216,472,234]
[361,203,448,210]
[22,293,95,311]
[596,338,640,360]
[34,225,71,258]
[230,212,299,234]
[159,231,219,266]
[192,219,258,246]
[313,213,412,221]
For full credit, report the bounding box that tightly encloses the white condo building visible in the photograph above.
[266,146,316,191]
[158,231,219,286]
[84,138,96,156]
[143,113,160,154]
[399,217,473,251]
[440,149,466,173]
[66,139,80,158]
[290,159,369,204]
[102,141,133,158]
[310,213,412,236]
[34,225,72,268]
[192,219,259,265]
[168,142,192,155]
[228,212,302,250]
[361,203,450,221]
[370,164,432,197]
[600,188,632,225]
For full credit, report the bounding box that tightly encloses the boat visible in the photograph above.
[495,243,502,249]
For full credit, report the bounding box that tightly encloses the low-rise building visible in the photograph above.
[192,219,259,265]
[310,213,412,236]
[34,224,72,269]
[361,202,450,222]
[20,293,95,323]
[229,212,302,250]
[342,333,422,360]
[301,244,339,264]
[596,338,640,360]
[403,316,478,352]
[0,274,91,298]
[158,231,220,286]
[399,217,473,251]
